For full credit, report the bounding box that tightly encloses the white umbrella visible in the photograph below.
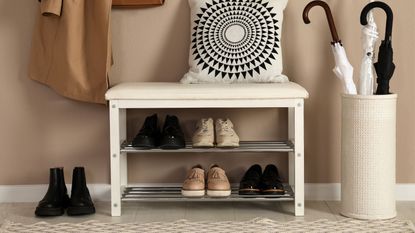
[332,43,357,95]
[303,1,357,95]
[359,0,379,95]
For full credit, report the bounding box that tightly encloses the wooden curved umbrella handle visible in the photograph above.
[303,0,341,44]
[360,1,393,42]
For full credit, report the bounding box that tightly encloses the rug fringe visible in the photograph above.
[407,220,415,232]
[0,220,12,232]
[1,218,414,233]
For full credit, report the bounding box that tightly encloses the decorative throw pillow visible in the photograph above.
[181,0,289,84]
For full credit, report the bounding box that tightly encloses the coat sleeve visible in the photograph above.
[40,0,63,16]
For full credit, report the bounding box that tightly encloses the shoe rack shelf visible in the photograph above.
[122,185,294,202]
[106,82,308,217]
[121,141,294,153]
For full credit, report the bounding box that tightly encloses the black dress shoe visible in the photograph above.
[260,165,285,195]
[67,167,95,216]
[132,114,160,149]
[159,115,186,149]
[239,164,262,195]
[35,168,70,217]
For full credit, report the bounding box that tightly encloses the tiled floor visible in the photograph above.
[0,201,414,225]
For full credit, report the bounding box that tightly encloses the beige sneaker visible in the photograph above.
[192,118,214,148]
[181,165,205,197]
[207,164,231,197]
[215,119,240,148]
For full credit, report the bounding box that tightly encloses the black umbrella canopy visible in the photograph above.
[361,1,395,95]
[374,40,395,95]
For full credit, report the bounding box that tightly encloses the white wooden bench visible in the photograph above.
[106,82,309,217]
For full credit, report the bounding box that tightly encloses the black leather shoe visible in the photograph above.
[159,115,186,149]
[35,168,70,217]
[239,164,262,195]
[67,167,95,216]
[132,114,160,149]
[260,165,285,195]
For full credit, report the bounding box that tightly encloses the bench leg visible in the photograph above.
[120,110,128,188]
[289,100,305,217]
[110,102,126,217]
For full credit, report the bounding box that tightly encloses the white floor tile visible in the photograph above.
[185,202,235,221]
[1,201,414,225]
[2,202,137,225]
[233,202,285,221]
[396,202,415,223]
[325,201,348,221]
[135,202,186,223]
[280,201,337,221]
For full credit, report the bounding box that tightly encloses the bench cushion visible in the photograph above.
[105,82,309,100]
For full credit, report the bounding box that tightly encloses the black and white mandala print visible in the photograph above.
[191,0,281,80]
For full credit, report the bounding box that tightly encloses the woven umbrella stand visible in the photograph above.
[341,94,397,220]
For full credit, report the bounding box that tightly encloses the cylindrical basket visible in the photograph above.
[341,94,397,220]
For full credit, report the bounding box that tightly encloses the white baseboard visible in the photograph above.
[304,183,341,201]
[0,184,111,203]
[0,183,414,203]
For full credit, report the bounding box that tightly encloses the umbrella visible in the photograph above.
[361,1,395,95]
[303,1,357,95]
[359,0,379,95]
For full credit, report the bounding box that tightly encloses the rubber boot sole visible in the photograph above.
[159,137,185,150]
[35,207,64,217]
[67,206,96,216]
[132,137,156,149]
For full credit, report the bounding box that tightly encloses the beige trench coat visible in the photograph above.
[29,0,112,104]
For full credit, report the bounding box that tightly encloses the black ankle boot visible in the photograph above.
[159,115,185,149]
[132,114,160,149]
[35,168,70,217]
[67,167,95,216]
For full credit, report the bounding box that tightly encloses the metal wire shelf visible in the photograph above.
[122,185,294,202]
[121,141,294,153]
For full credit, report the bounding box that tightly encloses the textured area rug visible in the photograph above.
[1,218,414,233]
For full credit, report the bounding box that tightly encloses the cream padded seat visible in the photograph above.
[105,82,309,100]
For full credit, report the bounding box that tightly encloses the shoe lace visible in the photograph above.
[210,168,225,180]
[164,125,181,135]
[220,121,232,133]
[199,119,210,133]
[188,170,203,180]
[164,118,183,135]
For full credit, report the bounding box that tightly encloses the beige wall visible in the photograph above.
[0,0,414,185]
